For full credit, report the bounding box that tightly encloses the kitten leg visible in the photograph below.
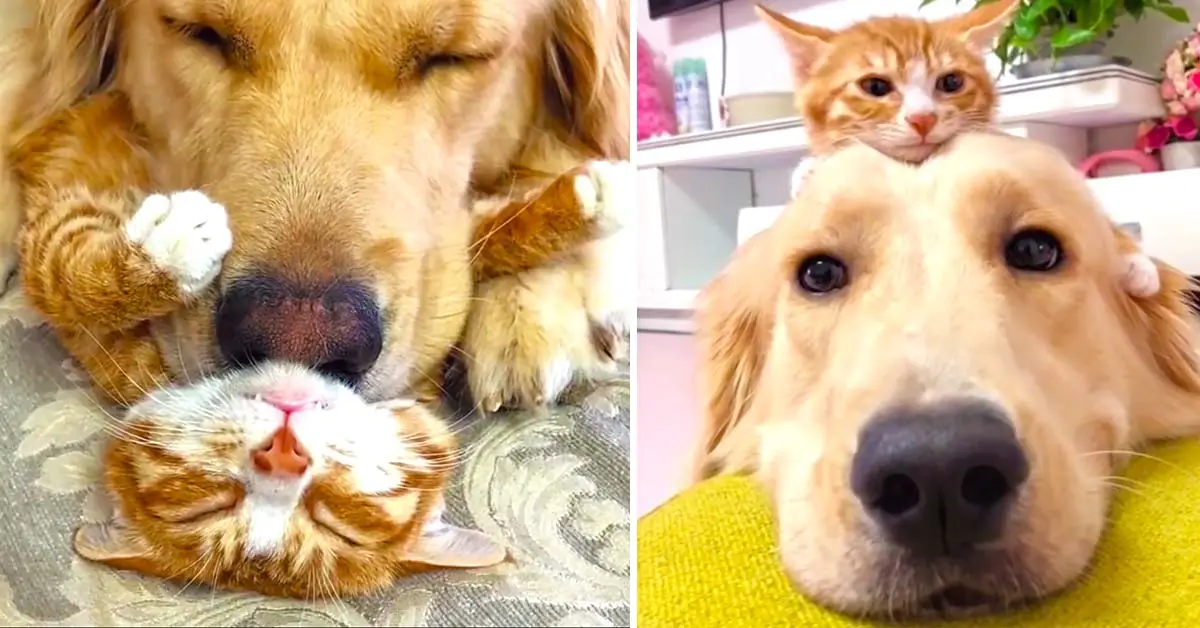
[469,160,633,283]
[461,162,634,413]
[789,157,817,199]
[11,93,231,404]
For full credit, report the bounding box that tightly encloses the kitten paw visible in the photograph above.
[575,160,635,235]
[1121,253,1160,298]
[125,191,233,297]
[789,158,816,199]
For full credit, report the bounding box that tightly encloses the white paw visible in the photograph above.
[575,160,635,235]
[124,191,232,297]
[1122,253,1160,298]
[789,158,816,199]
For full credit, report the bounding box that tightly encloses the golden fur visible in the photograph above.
[1,0,630,410]
[694,133,1200,617]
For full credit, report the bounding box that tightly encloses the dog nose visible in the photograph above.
[905,112,937,137]
[215,275,383,386]
[252,427,310,476]
[849,399,1029,556]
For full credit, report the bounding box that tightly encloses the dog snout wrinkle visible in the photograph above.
[849,399,1029,557]
[216,275,383,385]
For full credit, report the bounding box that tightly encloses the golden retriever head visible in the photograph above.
[15,0,627,400]
[695,132,1200,617]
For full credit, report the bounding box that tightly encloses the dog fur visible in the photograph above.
[0,0,630,409]
[693,132,1200,616]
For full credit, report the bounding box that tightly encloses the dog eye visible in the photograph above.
[859,77,894,97]
[1005,229,1063,272]
[936,72,964,93]
[796,255,849,294]
[419,54,469,76]
[164,18,234,59]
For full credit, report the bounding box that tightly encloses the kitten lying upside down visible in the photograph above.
[756,0,1162,298]
[74,362,506,599]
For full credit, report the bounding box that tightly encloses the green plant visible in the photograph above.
[919,0,1191,74]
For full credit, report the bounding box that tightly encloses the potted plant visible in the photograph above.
[919,0,1191,78]
[1136,26,1200,170]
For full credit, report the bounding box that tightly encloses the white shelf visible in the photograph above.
[637,66,1162,170]
[638,167,1200,333]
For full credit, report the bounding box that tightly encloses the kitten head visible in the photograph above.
[74,362,505,598]
[757,0,1018,160]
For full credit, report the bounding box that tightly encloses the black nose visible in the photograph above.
[215,275,383,386]
[849,399,1029,556]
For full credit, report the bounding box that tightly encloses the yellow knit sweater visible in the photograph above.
[637,439,1200,627]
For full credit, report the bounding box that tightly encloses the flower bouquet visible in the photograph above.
[1136,25,1200,169]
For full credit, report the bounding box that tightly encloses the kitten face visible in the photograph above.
[74,362,505,598]
[758,1,1018,161]
[806,38,995,161]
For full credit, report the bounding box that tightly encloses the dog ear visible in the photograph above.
[692,232,776,483]
[544,0,629,160]
[12,0,120,138]
[1135,260,1200,391]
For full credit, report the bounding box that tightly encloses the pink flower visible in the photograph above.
[1140,123,1172,152]
[1167,99,1190,117]
[1166,50,1186,82]
[1188,70,1200,94]
[1163,79,1179,100]
[1184,91,1200,112]
[1169,115,1199,140]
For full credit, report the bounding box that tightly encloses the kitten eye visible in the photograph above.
[859,77,894,97]
[796,254,849,294]
[1005,229,1063,272]
[936,72,965,94]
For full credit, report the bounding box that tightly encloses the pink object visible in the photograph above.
[636,33,676,141]
[1078,150,1162,179]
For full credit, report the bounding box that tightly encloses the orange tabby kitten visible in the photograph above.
[75,361,507,598]
[8,91,625,407]
[757,0,1161,298]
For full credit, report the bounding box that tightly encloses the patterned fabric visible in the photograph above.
[0,289,630,627]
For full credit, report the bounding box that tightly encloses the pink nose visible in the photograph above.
[260,391,317,414]
[905,112,938,138]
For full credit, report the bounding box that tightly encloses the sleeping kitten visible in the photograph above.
[757,0,1162,297]
[73,361,506,599]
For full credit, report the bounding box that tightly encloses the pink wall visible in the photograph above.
[636,331,703,517]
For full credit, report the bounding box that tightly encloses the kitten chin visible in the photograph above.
[74,361,507,599]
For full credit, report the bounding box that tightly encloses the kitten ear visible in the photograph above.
[755,4,837,84]
[406,523,508,569]
[73,521,163,575]
[939,0,1020,52]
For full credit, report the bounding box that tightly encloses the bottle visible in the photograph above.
[673,59,691,134]
[685,59,713,133]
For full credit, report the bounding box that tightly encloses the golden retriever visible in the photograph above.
[0,0,629,407]
[694,132,1200,617]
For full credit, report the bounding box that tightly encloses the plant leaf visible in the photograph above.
[1152,4,1191,22]
[1050,26,1097,49]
